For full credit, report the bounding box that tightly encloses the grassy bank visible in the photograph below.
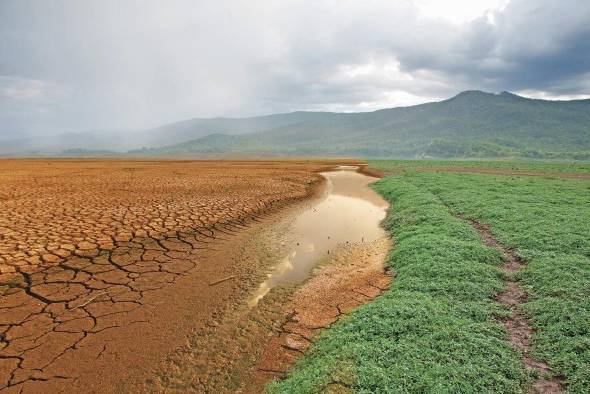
[369,159,590,176]
[398,171,590,392]
[267,175,529,393]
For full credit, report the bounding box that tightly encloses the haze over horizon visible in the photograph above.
[1,0,590,138]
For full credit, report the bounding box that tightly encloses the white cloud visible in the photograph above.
[0,76,69,103]
[0,0,589,137]
[516,89,590,101]
[416,0,509,24]
[0,76,45,100]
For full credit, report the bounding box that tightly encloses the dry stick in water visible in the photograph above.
[209,275,237,286]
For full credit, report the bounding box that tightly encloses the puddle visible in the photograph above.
[248,167,388,307]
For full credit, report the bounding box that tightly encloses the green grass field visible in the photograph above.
[402,171,590,392]
[267,160,590,393]
[369,159,590,176]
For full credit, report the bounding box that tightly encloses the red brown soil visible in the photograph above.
[464,218,564,394]
[0,159,356,393]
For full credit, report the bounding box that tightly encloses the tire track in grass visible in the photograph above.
[461,217,564,393]
[363,164,590,392]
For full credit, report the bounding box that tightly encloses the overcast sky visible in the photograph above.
[1,0,590,137]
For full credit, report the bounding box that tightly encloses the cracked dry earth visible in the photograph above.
[0,159,333,393]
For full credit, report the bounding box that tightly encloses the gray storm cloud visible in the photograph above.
[1,0,589,138]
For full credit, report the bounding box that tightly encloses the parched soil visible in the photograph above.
[464,218,563,393]
[0,159,351,393]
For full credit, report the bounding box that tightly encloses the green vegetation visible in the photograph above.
[369,159,590,176]
[399,171,590,393]
[267,175,530,393]
[269,160,590,393]
[143,91,590,159]
[7,91,590,158]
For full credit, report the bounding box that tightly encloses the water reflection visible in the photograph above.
[248,167,387,307]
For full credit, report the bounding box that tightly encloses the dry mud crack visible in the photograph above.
[0,159,345,393]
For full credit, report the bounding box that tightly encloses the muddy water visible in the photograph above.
[248,167,388,306]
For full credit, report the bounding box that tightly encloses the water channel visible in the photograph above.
[248,166,388,306]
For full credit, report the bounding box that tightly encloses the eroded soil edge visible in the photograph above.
[153,204,392,393]
[0,160,335,393]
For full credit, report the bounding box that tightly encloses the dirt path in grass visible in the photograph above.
[363,165,566,393]
[463,218,564,393]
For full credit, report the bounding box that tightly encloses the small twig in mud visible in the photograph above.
[67,290,111,311]
[209,275,236,286]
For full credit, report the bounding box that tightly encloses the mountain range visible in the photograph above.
[3,90,590,159]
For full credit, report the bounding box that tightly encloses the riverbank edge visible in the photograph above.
[266,173,530,393]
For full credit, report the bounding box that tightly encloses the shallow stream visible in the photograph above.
[248,166,388,306]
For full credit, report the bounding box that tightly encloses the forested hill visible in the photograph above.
[5,91,589,159]
[139,91,590,159]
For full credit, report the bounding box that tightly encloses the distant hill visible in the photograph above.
[137,91,590,159]
[4,91,590,159]
[0,130,134,155]
[0,112,327,155]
